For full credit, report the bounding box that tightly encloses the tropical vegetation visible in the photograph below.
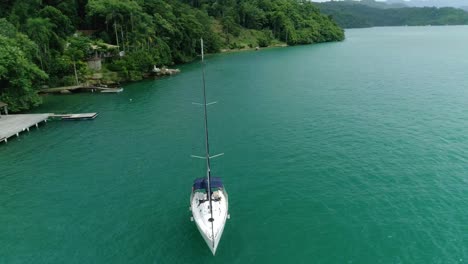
[0,0,344,112]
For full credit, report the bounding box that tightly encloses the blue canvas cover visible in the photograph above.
[193,178,205,190]
[210,177,223,188]
[193,177,223,191]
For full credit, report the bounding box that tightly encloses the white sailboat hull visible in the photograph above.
[190,189,228,255]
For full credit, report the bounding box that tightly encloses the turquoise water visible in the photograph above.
[1,26,468,263]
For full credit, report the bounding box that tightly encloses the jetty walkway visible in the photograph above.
[0,113,98,144]
[39,85,122,94]
[0,114,49,143]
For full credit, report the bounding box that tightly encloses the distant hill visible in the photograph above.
[315,1,468,28]
[399,0,468,8]
[327,0,468,10]
[359,0,407,9]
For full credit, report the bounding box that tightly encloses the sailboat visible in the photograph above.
[190,39,229,255]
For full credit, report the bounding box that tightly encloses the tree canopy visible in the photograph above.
[0,0,344,111]
[0,21,48,111]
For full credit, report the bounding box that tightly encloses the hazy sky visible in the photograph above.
[311,0,467,7]
[311,0,464,3]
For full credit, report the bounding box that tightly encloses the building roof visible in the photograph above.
[91,43,119,50]
[0,101,7,108]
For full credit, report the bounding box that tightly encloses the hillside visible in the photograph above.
[359,0,407,9]
[316,1,468,28]
[395,0,468,9]
[0,0,344,112]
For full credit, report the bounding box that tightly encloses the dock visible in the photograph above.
[0,112,98,144]
[0,114,50,143]
[39,85,123,94]
[39,85,82,93]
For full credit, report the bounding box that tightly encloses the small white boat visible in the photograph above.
[190,39,229,255]
[58,113,98,120]
[100,88,123,93]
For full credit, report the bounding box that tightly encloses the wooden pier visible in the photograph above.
[39,85,123,94]
[0,114,50,143]
[0,112,98,144]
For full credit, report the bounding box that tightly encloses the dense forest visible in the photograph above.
[0,0,344,112]
[388,0,468,10]
[316,1,468,28]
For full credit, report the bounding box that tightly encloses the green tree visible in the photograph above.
[25,17,56,70]
[38,6,74,39]
[63,36,91,85]
[0,35,48,112]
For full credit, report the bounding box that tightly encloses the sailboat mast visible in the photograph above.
[201,39,215,232]
[201,39,211,178]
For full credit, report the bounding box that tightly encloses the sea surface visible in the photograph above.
[1,26,468,263]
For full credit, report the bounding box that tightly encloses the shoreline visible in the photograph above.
[39,43,290,96]
[219,43,288,54]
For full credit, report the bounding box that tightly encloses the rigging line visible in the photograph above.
[209,153,224,159]
[201,38,215,243]
[191,153,224,159]
[192,101,217,106]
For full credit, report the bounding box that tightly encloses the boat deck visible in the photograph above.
[191,189,228,254]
